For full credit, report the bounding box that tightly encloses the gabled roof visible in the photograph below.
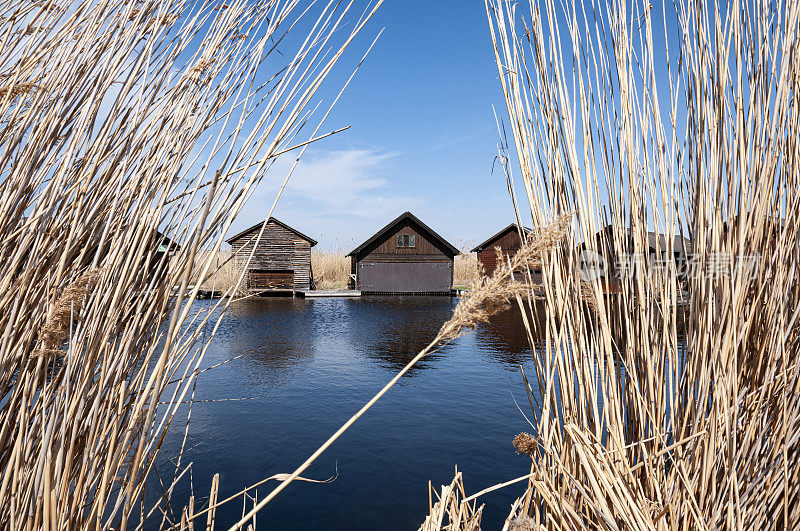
[347,211,460,258]
[646,232,691,254]
[580,225,691,254]
[225,217,317,246]
[471,223,531,253]
[154,231,180,252]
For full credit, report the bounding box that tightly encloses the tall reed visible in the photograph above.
[447,0,800,528]
[0,0,380,528]
[454,253,479,287]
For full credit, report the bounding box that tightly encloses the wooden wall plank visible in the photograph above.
[230,221,313,291]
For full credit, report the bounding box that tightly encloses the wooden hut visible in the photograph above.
[347,212,459,294]
[577,225,692,292]
[226,218,317,294]
[148,231,180,278]
[471,223,532,277]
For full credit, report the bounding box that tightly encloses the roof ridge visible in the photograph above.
[225,217,317,246]
[470,223,531,253]
[347,212,459,257]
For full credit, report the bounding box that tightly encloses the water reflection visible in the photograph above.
[219,297,318,388]
[162,296,692,531]
[474,303,548,369]
[351,296,456,374]
[155,296,550,530]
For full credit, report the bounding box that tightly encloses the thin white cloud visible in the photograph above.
[284,149,391,203]
[281,149,425,217]
[232,148,425,246]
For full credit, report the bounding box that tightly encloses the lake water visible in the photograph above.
[153,296,543,530]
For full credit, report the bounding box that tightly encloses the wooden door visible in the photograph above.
[358,261,451,293]
[249,269,294,290]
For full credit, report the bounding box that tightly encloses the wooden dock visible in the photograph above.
[299,290,361,298]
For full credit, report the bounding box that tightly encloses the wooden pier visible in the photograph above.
[299,290,361,298]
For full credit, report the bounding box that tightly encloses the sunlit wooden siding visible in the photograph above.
[475,229,522,276]
[228,220,314,291]
[472,224,538,283]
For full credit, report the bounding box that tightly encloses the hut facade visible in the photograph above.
[347,212,459,294]
[577,225,692,291]
[226,218,317,293]
[471,223,532,277]
[148,231,180,278]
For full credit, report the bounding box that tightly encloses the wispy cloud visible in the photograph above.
[233,148,424,247]
[280,149,399,215]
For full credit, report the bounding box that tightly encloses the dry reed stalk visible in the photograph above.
[0,0,382,528]
[418,469,483,531]
[416,0,800,529]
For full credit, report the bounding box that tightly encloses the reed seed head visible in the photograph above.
[36,268,103,356]
[512,432,537,456]
[0,83,41,100]
[437,213,572,342]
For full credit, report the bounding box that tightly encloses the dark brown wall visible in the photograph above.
[230,221,313,291]
[356,219,454,263]
[249,270,294,290]
[477,229,523,276]
[352,218,455,291]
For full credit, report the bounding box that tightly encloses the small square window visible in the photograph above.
[397,234,415,248]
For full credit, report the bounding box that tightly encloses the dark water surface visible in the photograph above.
[153,296,540,530]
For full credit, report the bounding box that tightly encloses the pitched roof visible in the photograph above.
[581,225,691,254]
[347,211,460,258]
[471,223,531,253]
[225,217,317,246]
[646,232,692,254]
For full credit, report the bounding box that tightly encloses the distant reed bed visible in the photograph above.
[191,250,241,294]
[311,249,350,289]
[453,253,478,287]
[0,0,380,528]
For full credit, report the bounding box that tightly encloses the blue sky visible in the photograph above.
[233,1,515,252]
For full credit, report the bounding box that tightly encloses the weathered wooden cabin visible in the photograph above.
[347,212,459,294]
[577,225,692,292]
[226,218,317,294]
[148,231,180,278]
[471,223,532,277]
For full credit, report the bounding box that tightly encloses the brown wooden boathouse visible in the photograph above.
[226,218,317,293]
[471,223,532,277]
[577,225,692,292]
[348,212,459,294]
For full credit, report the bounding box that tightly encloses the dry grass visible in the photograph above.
[311,249,350,289]
[0,0,382,528]
[453,253,479,287]
[415,0,800,529]
[191,250,242,294]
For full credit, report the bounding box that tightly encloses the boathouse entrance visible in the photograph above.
[357,261,451,293]
[248,269,294,291]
